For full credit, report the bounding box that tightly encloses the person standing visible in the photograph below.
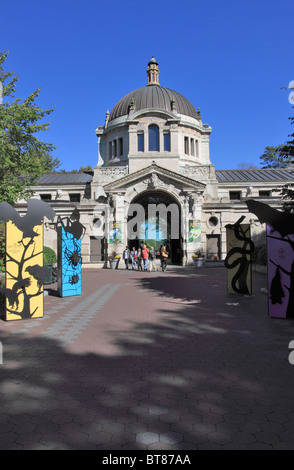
[149,246,157,272]
[160,245,169,272]
[130,247,138,270]
[156,246,162,271]
[137,248,143,271]
[123,246,130,269]
[142,244,149,271]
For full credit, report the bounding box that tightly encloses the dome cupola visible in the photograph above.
[109,58,199,122]
[147,57,160,86]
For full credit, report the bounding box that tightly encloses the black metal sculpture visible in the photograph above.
[225,216,255,295]
[246,199,294,318]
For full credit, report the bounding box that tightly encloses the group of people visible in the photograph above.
[123,245,169,272]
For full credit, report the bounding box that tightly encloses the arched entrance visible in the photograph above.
[127,191,182,265]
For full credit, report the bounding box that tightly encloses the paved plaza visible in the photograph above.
[1,265,294,450]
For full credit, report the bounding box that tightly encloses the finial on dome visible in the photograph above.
[147,57,160,86]
[197,107,201,119]
[128,97,135,114]
[105,109,110,127]
[171,96,177,112]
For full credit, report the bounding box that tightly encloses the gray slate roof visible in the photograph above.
[215,168,294,182]
[109,85,198,121]
[35,168,294,187]
[36,172,93,185]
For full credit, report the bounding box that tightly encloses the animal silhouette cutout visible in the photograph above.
[270,266,285,305]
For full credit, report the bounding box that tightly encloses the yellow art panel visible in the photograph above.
[5,221,44,321]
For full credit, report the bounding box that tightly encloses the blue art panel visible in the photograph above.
[57,226,82,297]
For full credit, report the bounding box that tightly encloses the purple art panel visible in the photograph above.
[267,224,294,318]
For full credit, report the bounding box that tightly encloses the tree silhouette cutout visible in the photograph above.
[246,200,294,318]
[0,199,55,320]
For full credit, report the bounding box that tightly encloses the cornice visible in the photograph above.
[103,162,206,193]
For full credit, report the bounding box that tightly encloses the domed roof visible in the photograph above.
[109,85,198,121]
[109,58,198,122]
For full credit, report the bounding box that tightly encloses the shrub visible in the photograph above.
[43,246,57,265]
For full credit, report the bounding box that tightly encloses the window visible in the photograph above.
[109,141,113,159]
[40,194,52,202]
[69,193,81,203]
[259,190,271,197]
[149,125,159,151]
[137,133,144,152]
[113,140,117,158]
[195,139,199,158]
[229,191,241,201]
[164,132,170,151]
[118,138,123,156]
[184,137,189,155]
[190,138,195,156]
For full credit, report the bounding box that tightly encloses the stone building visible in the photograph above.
[26,57,294,267]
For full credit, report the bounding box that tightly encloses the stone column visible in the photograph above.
[181,196,190,266]
[111,192,125,258]
[191,192,203,220]
[97,135,104,167]
[170,123,178,153]
[185,191,204,264]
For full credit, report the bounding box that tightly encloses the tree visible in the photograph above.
[272,108,294,209]
[237,162,258,169]
[0,51,60,205]
[259,145,293,169]
[260,102,294,169]
[278,121,294,162]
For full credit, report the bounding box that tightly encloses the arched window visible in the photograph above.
[149,125,159,151]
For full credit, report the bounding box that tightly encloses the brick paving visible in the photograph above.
[1,265,294,450]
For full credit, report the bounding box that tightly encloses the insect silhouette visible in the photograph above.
[56,207,86,240]
[56,207,85,297]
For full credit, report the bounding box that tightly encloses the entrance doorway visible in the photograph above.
[127,191,182,264]
[206,234,221,260]
[90,236,106,262]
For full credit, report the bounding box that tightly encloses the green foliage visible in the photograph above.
[0,51,60,205]
[279,114,294,161]
[260,104,294,169]
[259,145,293,169]
[43,246,57,265]
[63,166,93,173]
[278,183,294,213]
[0,222,5,272]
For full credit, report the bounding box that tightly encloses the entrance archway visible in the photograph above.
[127,191,182,265]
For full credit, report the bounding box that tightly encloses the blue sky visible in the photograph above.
[1,0,293,171]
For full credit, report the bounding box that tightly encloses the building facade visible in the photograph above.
[26,58,294,266]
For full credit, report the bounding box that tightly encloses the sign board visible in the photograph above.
[109,221,122,244]
[188,220,201,242]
